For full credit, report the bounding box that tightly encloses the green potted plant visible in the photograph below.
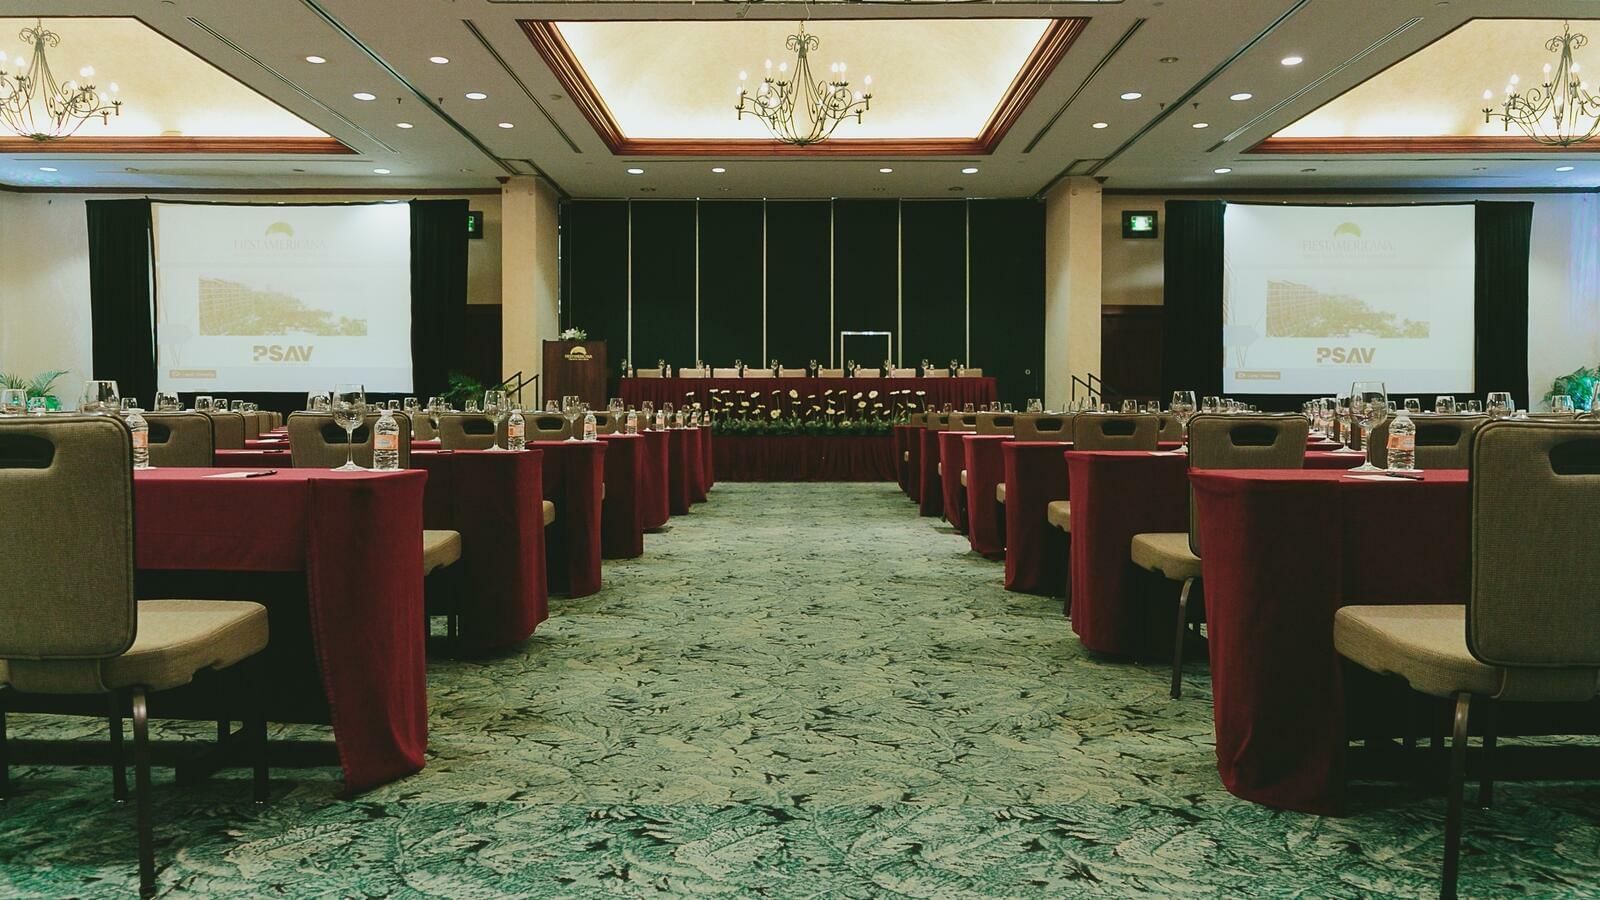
[0,368,68,410]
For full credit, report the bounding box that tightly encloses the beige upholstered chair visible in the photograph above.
[958,368,983,377]
[253,411,274,437]
[924,370,951,378]
[412,410,438,441]
[778,368,808,379]
[288,412,412,468]
[948,413,979,432]
[1132,414,1308,697]
[527,413,571,441]
[711,367,741,378]
[634,369,664,378]
[1335,420,1600,899]
[436,413,501,449]
[1013,414,1073,443]
[1072,414,1159,451]
[0,416,269,897]
[1157,414,1184,443]
[975,414,1016,435]
[819,368,846,378]
[679,369,708,379]
[888,368,917,378]
[589,411,618,434]
[242,413,261,440]
[142,412,215,468]
[206,411,247,450]
[1365,414,1484,469]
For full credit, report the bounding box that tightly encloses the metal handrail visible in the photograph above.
[501,371,540,407]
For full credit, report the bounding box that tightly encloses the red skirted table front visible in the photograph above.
[963,435,1009,559]
[700,426,715,494]
[711,434,895,481]
[918,430,943,517]
[892,426,912,494]
[688,429,708,504]
[596,433,646,558]
[938,431,970,533]
[411,449,549,652]
[1002,442,1073,595]
[1191,469,1470,815]
[638,430,671,529]
[665,428,697,515]
[133,468,427,794]
[621,376,997,413]
[530,441,606,597]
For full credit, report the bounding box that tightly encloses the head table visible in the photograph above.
[619,376,998,415]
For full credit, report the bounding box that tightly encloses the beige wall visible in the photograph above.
[0,190,501,404]
[1100,191,1600,406]
[1043,178,1103,409]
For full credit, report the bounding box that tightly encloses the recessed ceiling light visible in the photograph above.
[464,91,487,100]
[304,55,326,64]
[396,122,413,129]
[1214,167,1233,174]
[1120,91,1143,101]
[497,122,514,129]
[1092,121,1109,129]
[961,166,979,174]
[1556,165,1576,172]
[353,92,376,101]
[1281,56,1304,66]
[38,166,56,172]
[1229,92,1253,101]
[626,167,645,175]
[1159,56,1179,64]
[711,166,727,173]
[373,168,391,174]
[1300,167,1318,173]
[429,56,449,64]
[1192,122,1209,129]
[878,167,894,174]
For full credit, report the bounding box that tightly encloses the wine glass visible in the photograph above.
[1,389,26,416]
[1435,395,1456,414]
[1171,390,1197,452]
[609,397,624,416]
[1121,399,1138,414]
[330,384,367,471]
[1550,395,1576,415]
[154,391,178,411]
[195,395,214,413]
[1486,391,1515,419]
[482,389,509,450]
[545,399,559,413]
[1465,399,1483,414]
[1404,398,1422,414]
[1028,398,1043,413]
[1350,381,1388,472]
[81,380,120,414]
[231,400,246,413]
[565,398,584,440]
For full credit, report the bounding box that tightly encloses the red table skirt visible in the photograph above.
[621,376,997,413]
[711,434,895,481]
[596,433,646,558]
[665,429,697,514]
[918,430,943,517]
[905,426,923,503]
[688,429,708,504]
[963,435,1009,559]
[1003,442,1073,595]
[892,426,912,494]
[411,450,549,652]
[133,468,428,794]
[938,431,970,533]
[638,430,671,529]
[700,427,715,494]
[530,441,606,597]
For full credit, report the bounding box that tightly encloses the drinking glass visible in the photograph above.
[1121,399,1138,414]
[990,402,1002,413]
[1404,398,1422,414]
[196,395,214,413]
[1435,395,1456,414]
[483,389,509,450]
[942,403,954,413]
[1550,395,1576,415]
[465,400,480,413]
[26,396,47,415]
[1027,398,1043,413]
[0,389,26,416]
[609,397,624,416]
[121,398,138,413]
[1171,390,1197,453]
[387,399,401,412]
[1465,399,1483,414]
[154,391,179,411]
[1334,396,1359,451]
[565,400,585,439]
[81,380,120,414]
[642,401,655,418]
[1486,391,1515,419]
[304,392,326,412]
[1350,381,1388,472]
[330,384,367,471]
[1146,400,1160,414]
[231,400,245,413]
[545,400,559,414]
[427,396,446,432]
[963,403,975,414]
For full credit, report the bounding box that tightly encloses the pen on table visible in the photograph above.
[241,469,277,478]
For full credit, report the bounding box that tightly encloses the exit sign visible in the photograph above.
[467,209,485,239]
[1122,210,1158,239]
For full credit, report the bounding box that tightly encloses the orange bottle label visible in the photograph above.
[509,423,525,438]
[375,433,398,450]
[1387,433,1415,451]
[131,432,148,449]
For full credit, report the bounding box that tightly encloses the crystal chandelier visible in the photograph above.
[0,19,122,142]
[1482,21,1600,147]
[736,23,872,146]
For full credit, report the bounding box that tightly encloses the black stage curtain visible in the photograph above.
[1474,201,1534,409]
[629,201,697,368]
[1159,199,1225,399]
[86,199,157,407]
[411,199,469,398]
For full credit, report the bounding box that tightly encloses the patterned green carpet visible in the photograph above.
[3,482,1597,897]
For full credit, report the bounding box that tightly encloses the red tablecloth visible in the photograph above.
[530,441,606,597]
[688,429,708,504]
[938,431,970,533]
[1192,469,1470,815]
[133,468,427,794]
[918,430,943,517]
[700,427,715,494]
[243,437,289,449]
[596,433,646,559]
[665,429,697,515]
[215,448,292,467]
[963,435,1009,559]
[411,449,549,652]
[638,430,671,529]
[711,434,895,481]
[892,426,912,494]
[1002,442,1072,596]
[621,376,996,413]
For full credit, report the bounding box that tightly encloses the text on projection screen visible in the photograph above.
[1222,203,1475,395]
[153,202,413,394]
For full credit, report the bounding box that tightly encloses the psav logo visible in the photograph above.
[1316,347,1375,365]
[265,222,295,239]
[1333,222,1362,238]
[253,345,314,363]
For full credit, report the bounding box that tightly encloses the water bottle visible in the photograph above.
[1387,408,1417,471]
[126,406,150,469]
[655,409,667,430]
[373,407,400,470]
[583,409,597,441]
[625,409,639,434]
[507,407,526,451]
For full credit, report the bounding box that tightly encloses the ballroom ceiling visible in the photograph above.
[0,0,1596,196]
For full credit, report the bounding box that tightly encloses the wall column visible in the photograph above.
[1043,177,1102,409]
[501,175,561,406]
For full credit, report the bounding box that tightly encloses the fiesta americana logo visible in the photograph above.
[1302,220,1394,256]
[235,219,323,252]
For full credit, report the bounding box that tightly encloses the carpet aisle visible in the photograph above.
[3,482,1596,897]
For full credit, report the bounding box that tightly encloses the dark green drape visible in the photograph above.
[410,199,469,397]
[1474,201,1534,409]
[1160,200,1226,398]
[86,199,156,407]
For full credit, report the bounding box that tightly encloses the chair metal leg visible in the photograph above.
[1477,698,1496,809]
[109,695,128,803]
[1169,577,1195,700]
[216,720,230,743]
[248,660,269,804]
[0,704,9,800]
[132,688,157,899]
[1442,692,1472,900]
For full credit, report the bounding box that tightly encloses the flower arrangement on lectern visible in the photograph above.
[691,387,926,436]
[558,327,588,341]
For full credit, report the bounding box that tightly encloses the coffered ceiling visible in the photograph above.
[0,0,1595,196]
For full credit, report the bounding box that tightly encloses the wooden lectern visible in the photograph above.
[542,340,608,407]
